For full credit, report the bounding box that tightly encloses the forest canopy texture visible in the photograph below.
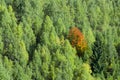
[0,0,120,80]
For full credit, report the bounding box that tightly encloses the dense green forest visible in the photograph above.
[0,0,120,80]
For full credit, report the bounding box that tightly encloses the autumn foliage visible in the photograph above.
[68,27,87,56]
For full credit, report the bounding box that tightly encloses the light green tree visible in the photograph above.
[31,44,51,80]
[0,55,11,80]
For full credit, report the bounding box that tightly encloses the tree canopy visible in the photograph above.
[0,0,120,80]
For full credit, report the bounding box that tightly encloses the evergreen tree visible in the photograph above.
[91,31,105,74]
[31,44,51,80]
[0,4,15,57]
[91,29,120,79]
[12,63,32,80]
[0,28,3,54]
[40,15,59,51]
[74,0,86,29]
[0,3,29,66]
[0,0,120,80]
[0,55,11,80]
[22,20,36,54]
[55,18,66,37]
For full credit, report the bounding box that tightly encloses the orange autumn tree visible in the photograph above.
[68,27,87,56]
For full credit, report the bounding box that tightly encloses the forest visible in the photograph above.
[0,0,120,80]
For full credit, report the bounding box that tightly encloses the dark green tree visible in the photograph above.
[0,28,3,54]
[91,29,120,79]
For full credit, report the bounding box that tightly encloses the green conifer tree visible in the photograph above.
[31,44,51,80]
[91,29,119,79]
[12,63,32,80]
[0,55,11,80]
[55,18,66,37]
[0,28,3,54]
